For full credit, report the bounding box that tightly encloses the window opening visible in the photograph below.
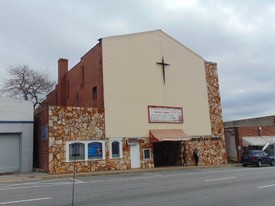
[93,86,97,100]
[66,81,70,99]
[111,141,120,158]
[88,142,103,159]
[81,66,84,88]
[69,142,85,161]
[144,149,151,159]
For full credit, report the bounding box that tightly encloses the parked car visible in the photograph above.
[241,150,274,167]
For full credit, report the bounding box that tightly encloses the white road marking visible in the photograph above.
[0,185,50,191]
[258,184,275,189]
[0,178,85,191]
[205,176,237,182]
[68,178,86,183]
[0,178,73,188]
[88,176,153,183]
[144,173,163,177]
[0,197,51,205]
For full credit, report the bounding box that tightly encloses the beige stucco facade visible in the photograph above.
[102,30,211,138]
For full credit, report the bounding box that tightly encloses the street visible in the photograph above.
[0,166,275,206]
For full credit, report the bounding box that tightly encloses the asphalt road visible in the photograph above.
[0,166,275,206]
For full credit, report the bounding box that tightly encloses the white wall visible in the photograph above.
[0,98,33,172]
[0,97,33,121]
[102,30,211,138]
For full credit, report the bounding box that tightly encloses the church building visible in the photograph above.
[35,30,227,174]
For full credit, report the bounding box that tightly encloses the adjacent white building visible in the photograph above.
[0,97,33,173]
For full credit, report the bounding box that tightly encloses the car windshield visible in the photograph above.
[242,151,252,155]
[242,150,262,156]
[253,151,261,155]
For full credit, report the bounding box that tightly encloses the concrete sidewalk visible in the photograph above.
[0,164,241,183]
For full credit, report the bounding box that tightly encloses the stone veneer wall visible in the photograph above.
[205,62,224,136]
[48,106,154,174]
[183,62,227,166]
[140,137,154,168]
[48,106,105,174]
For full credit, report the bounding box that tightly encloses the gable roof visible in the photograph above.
[101,29,204,60]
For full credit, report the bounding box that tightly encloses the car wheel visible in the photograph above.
[257,160,262,167]
[271,160,274,166]
[242,164,247,167]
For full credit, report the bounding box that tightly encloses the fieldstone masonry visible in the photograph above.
[205,62,224,136]
[48,106,154,174]
[140,137,154,168]
[48,106,106,174]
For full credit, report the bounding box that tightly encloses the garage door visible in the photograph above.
[0,134,20,173]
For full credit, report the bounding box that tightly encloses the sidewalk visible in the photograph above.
[0,163,241,183]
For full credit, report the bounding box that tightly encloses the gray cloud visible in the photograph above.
[0,0,274,121]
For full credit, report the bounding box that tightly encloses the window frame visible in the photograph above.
[109,139,123,159]
[143,148,151,160]
[88,141,104,160]
[66,140,105,162]
[68,142,85,161]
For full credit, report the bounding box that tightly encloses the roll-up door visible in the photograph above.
[0,134,20,173]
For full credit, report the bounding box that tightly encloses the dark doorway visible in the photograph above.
[153,141,181,166]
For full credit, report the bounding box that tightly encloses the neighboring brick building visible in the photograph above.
[224,115,275,162]
[35,30,227,174]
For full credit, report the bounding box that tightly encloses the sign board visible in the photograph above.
[127,138,139,146]
[190,136,221,141]
[41,125,48,141]
[148,106,183,123]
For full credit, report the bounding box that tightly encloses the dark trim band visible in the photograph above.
[0,121,33,124]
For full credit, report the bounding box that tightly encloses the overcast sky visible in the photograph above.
[0,0,274,121]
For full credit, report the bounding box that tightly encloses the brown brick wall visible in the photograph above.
[47,90,57,105]
[63,42,104,108]
[238,126,275,140]
[44,42,104,108]
[34,105,49,172]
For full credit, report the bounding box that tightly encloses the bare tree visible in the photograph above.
[1,65,55,108]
